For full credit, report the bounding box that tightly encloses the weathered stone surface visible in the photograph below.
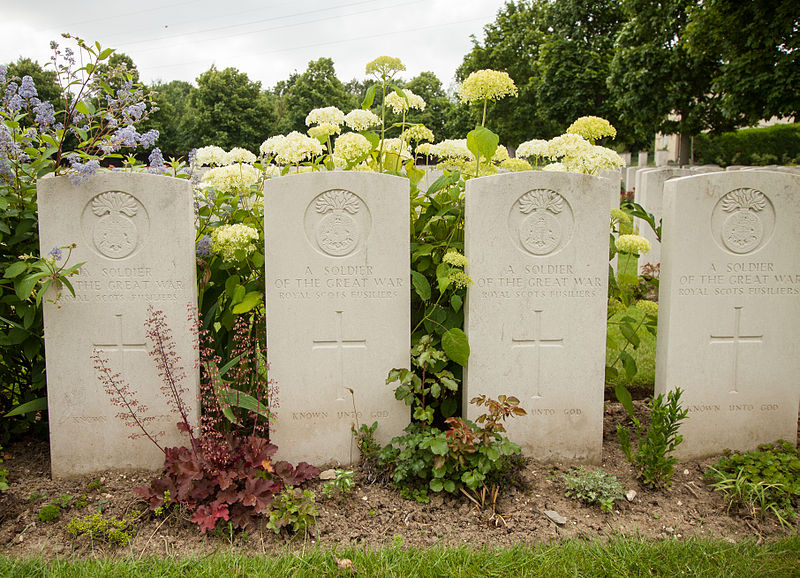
[464,172,610,463]
[655,170,800,458]
[38,172,198,477]
[264,172,409,466]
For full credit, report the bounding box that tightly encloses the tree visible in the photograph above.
[141,80,195,158]
[609,0,727,164]
[685,0,800,126]
[534,0,638,145]
[188,66,276,152]
[457,0,552,145]
[278,58,357,134]
[403,72,455,141]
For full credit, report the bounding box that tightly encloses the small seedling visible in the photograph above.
[86,479,105,492]
[66,511,139,546]
[562,466,624,513]
[321,469,355,500]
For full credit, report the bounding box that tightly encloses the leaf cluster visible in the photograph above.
[66,511,139,546]
[561,466,624,513]
[321,469,355,500]
[705,441,800,527]
[617,388,688,489]
[135,435,319,534]
[379,395,525,503]
[266,487,318,535]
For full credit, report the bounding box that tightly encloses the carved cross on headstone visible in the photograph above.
[93,312,148,373]
[511,309,564,399]
[312,310,367,401]
[709,306,763,394]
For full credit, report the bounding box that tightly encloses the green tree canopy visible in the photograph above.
[534,0,637,145]
[608,0,727,163]
[685,0,800,125]
[141,80,195,158]
[277,58,357,134]
[188,66,276,152]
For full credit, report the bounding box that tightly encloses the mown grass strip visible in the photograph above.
[2,535,798,577]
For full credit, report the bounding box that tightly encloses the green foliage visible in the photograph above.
[534,0,635,145]
[321,469,355,500]
[276,58,357,134]
[188,65,276,152]
[141,80,195,158]
[606,204,659,410]
[684,0,799,126]
[0,444,7,491]
[693,123,800,167]
[705,441,800,528]
[617,389,688,489]
[609,0,727,163]
[66,511,139,546]
[457,0,554,144]
[562,466,624,513]
[380,395,526,502]
[37,503,62,523]
[0,36,156,442]
[266,487,318,535]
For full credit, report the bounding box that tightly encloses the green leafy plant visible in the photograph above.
[705,441,799,528]
[37,503,62,523]
[617,388,688,489]
[562,466,624,513]
[380,394,526,503]
[266,487,318,535]
[321,469,355,500]
[0,444,7,491]
[66,511,139,546]
[0,36,157,440]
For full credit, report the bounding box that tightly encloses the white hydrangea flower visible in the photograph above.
[305,106,345,127]
[429,139,472,160]
[333,132,372,166]
[344,109,381,131]
[516,139,549,158]
[385,89,426,114]
[616,234,651,254]
[195,145,227,167]
[260,131,324,165]
[224,147,256,165]
[382,137,412,160]
[210,224,260,262]
[201,164,261,194]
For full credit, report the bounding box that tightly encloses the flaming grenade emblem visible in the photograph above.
[91,192,140,258]
[518,189,564,255]
[315,189,361,256]
[720,188,767,254]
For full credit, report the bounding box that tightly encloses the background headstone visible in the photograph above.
[638,151,649,167]
[655,170,800,458]
[264,172,409,466]
[464,172,611,462]
[636,168,692,274]
[38,172,198,478]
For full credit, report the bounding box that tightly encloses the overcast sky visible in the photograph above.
[1,0,508,92]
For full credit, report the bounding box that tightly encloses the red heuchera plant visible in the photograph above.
[93,305,319,533]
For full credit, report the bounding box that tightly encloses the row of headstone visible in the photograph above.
[39,168,798,476]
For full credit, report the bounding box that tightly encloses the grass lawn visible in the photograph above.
[2,536,798,577]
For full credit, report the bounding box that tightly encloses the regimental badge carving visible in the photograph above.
[711,187,775,255]
[720,189,766,253]
[304,189,372,257]
[509,189,574,256]
[82,191,149,259]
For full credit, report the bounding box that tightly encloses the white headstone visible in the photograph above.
[637,168,692,274]
[655,170,800,458]
[464,172,611,462]
[624,166,637,193]
[264,172,410,466]
[37,172,199,477]
[655,150,670,166]
[600,168,622,210]
[638,151,649,167]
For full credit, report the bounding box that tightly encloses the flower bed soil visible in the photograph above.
[1,401,797,560]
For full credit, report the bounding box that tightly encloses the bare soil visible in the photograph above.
[1,401,797,560]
